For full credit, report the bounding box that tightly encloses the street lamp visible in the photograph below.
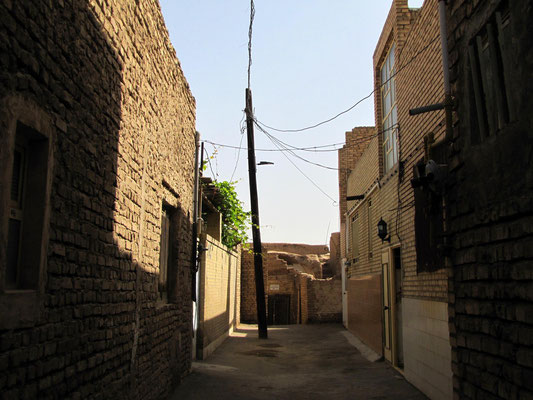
[377,218,391,243]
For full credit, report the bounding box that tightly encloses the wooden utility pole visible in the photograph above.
[245,88,268,339]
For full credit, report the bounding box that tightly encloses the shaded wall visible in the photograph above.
[196,235,240,360]
[0,1,196,399]
[446,0,533,398]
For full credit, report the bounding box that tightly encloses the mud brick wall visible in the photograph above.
[240,249,267,324]
[0,1,196,399]
[446,0,533,398]
[241,244,336,325]
[307,278,342,323]
[197,235,240,359]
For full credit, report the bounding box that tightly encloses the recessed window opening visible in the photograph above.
[381,43,398,173]
[6,122,50,290]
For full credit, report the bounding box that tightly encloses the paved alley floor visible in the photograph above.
[169,324,427,400]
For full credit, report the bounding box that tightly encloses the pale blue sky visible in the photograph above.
[160,1,424,245]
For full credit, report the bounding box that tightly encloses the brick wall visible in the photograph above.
[307,278,342,323]
[196,235,240,359]
[395,0,447,301]
[345,0,448,299]
[347,275,383,355]
[240,243,340,325]
[240,248,267,323]
[341,1,453,398]
[446,0,533,398]
[338,127,375,259]
[0,1,196,399]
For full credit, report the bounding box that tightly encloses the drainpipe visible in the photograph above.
[191,131,200,301]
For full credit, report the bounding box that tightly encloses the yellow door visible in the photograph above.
[381,250,392,362]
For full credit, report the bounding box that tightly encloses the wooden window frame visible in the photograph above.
[467,2,513,143]
[0,95,54,329]
[380,43,398,173]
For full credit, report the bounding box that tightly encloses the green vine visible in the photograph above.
[212,181,251,248]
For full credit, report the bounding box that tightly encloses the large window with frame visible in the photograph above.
[350,212,360,263]
[468,1,513,143]
[6,122,50,290]
[158,204,180,303]
[381,43,398,173]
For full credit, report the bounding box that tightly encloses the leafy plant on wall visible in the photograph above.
[213,180,251,248]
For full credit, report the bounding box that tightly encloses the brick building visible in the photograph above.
[445,0,533,398]
[241,243,341,325]
[339,1,453,398]
[0,1,196,399]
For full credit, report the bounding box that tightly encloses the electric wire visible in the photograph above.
[263,128,338,205]
[204,147,217,180]
[230,112,247,182]
[256,122,400,171]
[254,34,440,133]
[203,140,345,152]
[204,122,398,156]
[256,123,341,171]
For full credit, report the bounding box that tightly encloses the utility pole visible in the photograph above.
[245,88,268,339]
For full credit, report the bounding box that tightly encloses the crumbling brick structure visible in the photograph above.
[241,243,341,325]
[0,1,196,399]
[446,0,533,398]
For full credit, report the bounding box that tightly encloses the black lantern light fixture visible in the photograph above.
[377,218,391,243]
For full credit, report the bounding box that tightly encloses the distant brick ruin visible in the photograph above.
[241,241,342,325]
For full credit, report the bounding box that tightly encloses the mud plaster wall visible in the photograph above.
[0,1,196,399]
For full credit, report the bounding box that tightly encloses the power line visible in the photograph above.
[256,123,340,171]
[256,122,400,171]
[203,140,345,152]
[255,34,440,133]
[262,127,338,205]
[203,122,398,154]
[204,147,217,180]
[230,112,247,182]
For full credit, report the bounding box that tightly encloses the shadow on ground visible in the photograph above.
[170,324,426,400]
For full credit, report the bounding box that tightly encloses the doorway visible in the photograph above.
[268,294,291,325]
[381,246,404,368]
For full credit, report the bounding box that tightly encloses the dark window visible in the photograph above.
[351,212,360,262]
[468,1,513,142]
[6,123,50,290]
[367,199,373,259]
[414,162,444,273]
[158,204,180,303]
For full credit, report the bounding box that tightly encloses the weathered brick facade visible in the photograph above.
[0,1,196,399]
[240,243,341,325]
[445,0,533,398]
[340,1,453,398]
[196,234,240,360]
[338,127,375,260]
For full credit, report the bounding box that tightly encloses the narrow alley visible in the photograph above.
[171,324,426,400]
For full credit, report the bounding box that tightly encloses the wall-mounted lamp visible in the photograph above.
[377,218,391,243]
